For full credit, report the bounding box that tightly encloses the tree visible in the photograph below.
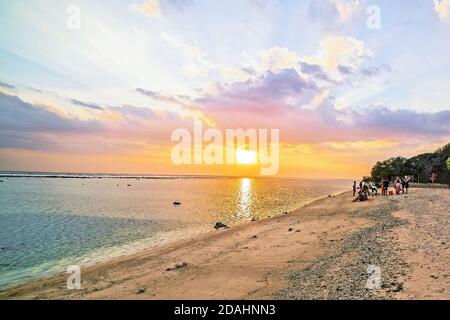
[371,160,394,181]
[370,142,450,184]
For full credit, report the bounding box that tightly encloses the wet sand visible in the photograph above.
[1,188,449,300]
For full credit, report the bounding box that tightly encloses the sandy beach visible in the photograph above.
[1,187,449,300]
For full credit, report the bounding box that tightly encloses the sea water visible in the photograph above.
[0,174,350,288]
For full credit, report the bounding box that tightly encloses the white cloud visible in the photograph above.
[193,36,375,95]
[434,0,450,22]
[303,36,373,74]
[133,0,162,18]
[258,47,300,72]
[331,0,360,22]
[311,0,361,23]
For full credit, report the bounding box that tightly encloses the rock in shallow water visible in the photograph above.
[214,222,229,229]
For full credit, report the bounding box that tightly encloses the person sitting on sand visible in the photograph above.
[363,183,369,193]
[353,181,357,196]
[353,189,369,202]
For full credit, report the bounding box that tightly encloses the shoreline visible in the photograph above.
[1,188,449,300]
[0,189,349,291]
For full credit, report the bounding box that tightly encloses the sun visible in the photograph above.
[236,150,257,165]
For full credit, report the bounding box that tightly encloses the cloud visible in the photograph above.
[133,0,162,17]
[180,36,377,89]
[258,47,299,73]
[135,88,216,126]
[69,99,104,110]
[2,76,449,173]
[0,81,16,90]
[337,64,353,75]
[197,68,319,112]
[300,62,335,83]
[351,106,450,136]
[308,0,360,24]
[193,67,450,145]
[332,0,360,21]
[225,36,380,90]
[303,36,373,74]
[0,93,102,150]
[0,92,209,153]
[338,63,392,78]
[136,88,180,104]
[0,93,100,133]
[136,87,200,110]
[159,33,375,88]
[434,0,450,22]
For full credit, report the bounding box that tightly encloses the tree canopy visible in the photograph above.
[370,143,450,184]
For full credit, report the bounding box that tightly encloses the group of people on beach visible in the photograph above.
[382,177,410,196]
[352,176,411,202]
[352,180,377,202]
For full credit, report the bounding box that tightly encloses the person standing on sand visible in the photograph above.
[401,178,406,194]
[395,178,401,195]
[370,182,378,196]
[429,172,437,183]
[382,179,389,196]
[404,176,410,194]
[353,187,369,202]
[353,181,357,196]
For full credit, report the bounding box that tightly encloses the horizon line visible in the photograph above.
[0,170,356,180]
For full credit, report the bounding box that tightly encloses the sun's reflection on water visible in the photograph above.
[237,178,253,221]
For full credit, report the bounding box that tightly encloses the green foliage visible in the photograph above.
[370,143,450,184]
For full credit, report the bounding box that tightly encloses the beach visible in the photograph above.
[1,187,449,300]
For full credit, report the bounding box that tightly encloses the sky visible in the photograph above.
[0,0,449,178]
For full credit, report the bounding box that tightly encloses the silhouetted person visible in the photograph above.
[382,179,389,196]
[404,176,410,194]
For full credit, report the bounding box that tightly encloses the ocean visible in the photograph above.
[0,174,350,288]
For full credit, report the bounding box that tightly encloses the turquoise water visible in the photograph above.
[0,175,350,288]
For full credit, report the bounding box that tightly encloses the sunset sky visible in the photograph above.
[1,0,449,178]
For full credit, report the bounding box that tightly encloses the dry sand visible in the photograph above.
[1,188,448,300]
